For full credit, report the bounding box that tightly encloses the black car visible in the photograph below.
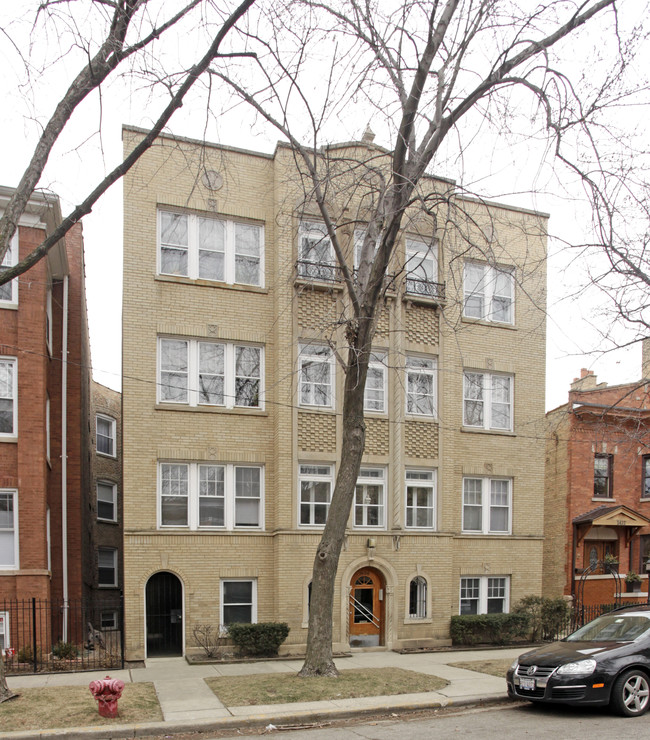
[507,605,650,716]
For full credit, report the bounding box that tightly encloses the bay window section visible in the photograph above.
[159,462,263,530]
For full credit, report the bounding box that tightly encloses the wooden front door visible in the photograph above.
[349,567,384,647]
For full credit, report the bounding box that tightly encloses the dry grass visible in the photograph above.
[206,667,448,706]
[448,658,513,678]
[0,683,162,731]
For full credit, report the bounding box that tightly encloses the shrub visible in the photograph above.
[227,622,290,656]
[51,640,79,659]
[513,595,571,640]
[192,624,221,658]
[450,612,529,646]
[16,645,43,663]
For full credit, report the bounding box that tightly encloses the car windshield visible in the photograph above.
[567,614,650,642]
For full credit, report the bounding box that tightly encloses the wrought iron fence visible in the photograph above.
[1,595,124,675]
[545,601,650,642]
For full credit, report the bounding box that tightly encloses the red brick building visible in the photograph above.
[0,187,93,650]
[545,353,650,607]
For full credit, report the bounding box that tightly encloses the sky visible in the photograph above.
[0,0,646,411]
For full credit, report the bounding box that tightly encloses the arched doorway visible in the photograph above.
[349,567,384,647]
[145,571,183,657]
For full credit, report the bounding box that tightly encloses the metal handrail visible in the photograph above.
[349,594,380,629]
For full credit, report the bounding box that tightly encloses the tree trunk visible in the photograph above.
[299,332,371,676]
[0,652,17,703]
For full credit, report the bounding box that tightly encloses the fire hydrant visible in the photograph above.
[89,676,125,718]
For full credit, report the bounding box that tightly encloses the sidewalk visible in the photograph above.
[2,646,521,739]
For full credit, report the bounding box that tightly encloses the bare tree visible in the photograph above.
[212,0,644,675]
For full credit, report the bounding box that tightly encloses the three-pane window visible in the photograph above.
[159,338,263,409]
[159,210,263,287]
[463,372,512,431]
[159,462,263,530]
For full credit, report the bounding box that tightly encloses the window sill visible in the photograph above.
[405,415,438,423]
[97,518,119,525]
[294,276,344,293]
[97,451,117,459]
[592,497,615,503]
[402,293,445,309]
[0,436,18,444]
[461,316,516,330]
[156,274,267,294]
[403,617,433,625]
[298,406,336,414]
[155,404,268,416]
[460,426,515,437]
[460,531,511,537]
[0,302,18,311]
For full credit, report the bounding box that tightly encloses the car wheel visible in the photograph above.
[611,669,650,717]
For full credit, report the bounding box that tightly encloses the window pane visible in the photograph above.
[235,224,261,285]
[235,347,261,407]
[199,343,225,405]
[198,218,225,281]
[224,581,253,603]
[199,497,224,527]
[160,213,189,276]
[161,497,188,526]
[160,340,188,402]
[0,362,15,434]
[223,605,252,624]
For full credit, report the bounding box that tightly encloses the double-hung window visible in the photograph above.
[406,356,437,417]
[594,454,613,498]
[159,210,263,287]
[0,359,17,437]
[354,468,386,528]
[299,464,333,526]
[96,414,116,456]
[462,477,511,534]
[365,353,386,413]
[159,462,263,530]
[643,456,650,499]
[464,262,514,323]
[0,490,18,569]
[406,238,438,297]
[460,576,509,615]
[98,548,118,587]
[97,481,117,522]
[463,371,512,431]
[0,232,18,306]
[158,338,263,409]
[405,470,436,529]
[298,221,336,281]
[221,580,256,627]
[298,344,334,408]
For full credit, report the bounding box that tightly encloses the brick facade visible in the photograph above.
[122,128,548,659]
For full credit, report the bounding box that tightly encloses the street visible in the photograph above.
[208,701,650,739]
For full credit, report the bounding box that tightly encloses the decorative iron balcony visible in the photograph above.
[295,259,343,284]
[405,276,446,301]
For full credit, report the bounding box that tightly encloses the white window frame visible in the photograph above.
[96,414,116,457]
[0,490,18,570]
[158,462,264,530]
[158,337,264,410]
[405,238,438,292]
[158,209,264,287]
[405,355,437,417]
[298,343,335,409]
[463,262,514,324]
[463,371,513,431]
[97,481,118,523]
[364,352,387,414]
[100,611,118,630]
[0,231,18,307]
[462,477,512,534]
[98,547,118,588]
[220,579,257,628]
[405,469,436,530]
[0,357,17,438]
[298,220,336,281]
[0,611,9,651]
[299,463,333,527]
[353,467,386,529]
[409,576,428,619]
[459,576,510,615]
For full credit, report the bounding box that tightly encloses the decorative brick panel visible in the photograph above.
[405,305,439,345]
[404,420,438,458]
[298,412,336,452]
[374,303,390,341]
[297,292,339,334]
[365,418,389,455]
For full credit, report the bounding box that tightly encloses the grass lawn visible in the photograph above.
[448,658,513,678]
[206,667,448,706]
[0,683,162,731]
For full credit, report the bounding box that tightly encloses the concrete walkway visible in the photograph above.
[2,647,523,738]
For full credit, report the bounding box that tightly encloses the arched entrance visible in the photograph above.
[145,571,183,657]
[349,567,385,647]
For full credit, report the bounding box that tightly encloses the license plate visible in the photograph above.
[519,677,536,690]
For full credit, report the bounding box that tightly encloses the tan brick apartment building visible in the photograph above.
[0,187,92,650]
[122,126,548,659]
[545,352,650,607]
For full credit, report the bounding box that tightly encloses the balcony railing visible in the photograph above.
[405,276,446,301]
[295,259,343,284]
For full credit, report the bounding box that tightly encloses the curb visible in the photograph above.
[0,692,509,740]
